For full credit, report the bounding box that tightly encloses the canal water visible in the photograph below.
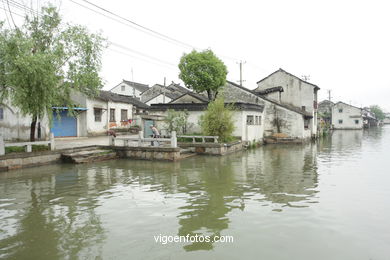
[1,127,390,260]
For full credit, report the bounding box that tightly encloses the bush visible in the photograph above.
[164,109,191,134]
[199,97,235,143]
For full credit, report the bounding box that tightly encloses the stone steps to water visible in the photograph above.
[179,148,197,159]
[61,149,117,164]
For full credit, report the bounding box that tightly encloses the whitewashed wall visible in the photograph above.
[332,103,363,129]
[111,83,143,99]
[0,101,50,141]
[145,94,172,105]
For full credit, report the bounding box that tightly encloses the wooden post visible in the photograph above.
[202,137,205,143]
[50,133,55,151]
[26,144,32,153]
[0,136,4,156]
[138,131,143,147]
[192,137,195,143]
[214,137,218,143]
[171,131,177,148]
[124,139,128,147]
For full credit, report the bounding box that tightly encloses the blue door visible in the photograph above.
[51,111,77,137]
[144,120,154,138]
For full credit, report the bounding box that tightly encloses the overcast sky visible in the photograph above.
[2,0,389,111]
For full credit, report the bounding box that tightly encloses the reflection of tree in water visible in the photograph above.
[175,155,246,251]
[0,165,106,260]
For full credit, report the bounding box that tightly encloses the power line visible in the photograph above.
[0,5,23,18]
[107,47,177,71]
[69,0,197,50]
[109,41,177,67]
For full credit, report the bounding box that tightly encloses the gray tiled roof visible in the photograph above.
[122,80,149,93]
[98,90,150,109]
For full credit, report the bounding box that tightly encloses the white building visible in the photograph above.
[384,113,390,124]
[109,80,149,99]
[59,90,149,137]
[254,68,320,137]
[332,102,363,129]
[149,102,265,143]
[222,81,313,140]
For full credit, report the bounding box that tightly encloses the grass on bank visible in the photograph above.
[5,145,50,154]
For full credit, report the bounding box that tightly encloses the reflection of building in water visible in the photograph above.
[318,130,363,159]
[242,145,318,205]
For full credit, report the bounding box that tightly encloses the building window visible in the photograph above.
[121,85,125,91]
[121,109,128,121]
[110,108,115,122]
[339,119,343,124]
[339,108,343,113]
[94,108,102,122]
[0,107,3,120]
[355,120,359,124]
[258,116,262,125]
[304,119,310,129]
[247,115,254,125]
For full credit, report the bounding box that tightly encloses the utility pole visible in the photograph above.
[237,60,246,86]
[327,90,332,101]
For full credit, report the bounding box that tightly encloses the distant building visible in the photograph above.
[141,82,189,105]
[332,102,363,129]
[254,68,320,137]
[362,108,379,128]
[384,113,390,124]
[110,80,149,99]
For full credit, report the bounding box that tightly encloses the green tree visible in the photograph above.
[164,109,190,134]
[0,6,105,141]
[199,97,235,142]
[178,49,227,101]
[369,105,385,120]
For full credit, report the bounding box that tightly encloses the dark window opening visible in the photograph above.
[94,108,102,122]
[247,115,254,125]
[110,108,115,122]
[304,119,310,129]
[121,109,128,121]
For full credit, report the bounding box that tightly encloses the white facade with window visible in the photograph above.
[110,80,149,99]
[70,91,135,136]
[332,102,363,129]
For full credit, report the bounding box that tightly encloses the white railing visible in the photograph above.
[0,133,55,156]
[109,131,177,148]
[177,135,219,143]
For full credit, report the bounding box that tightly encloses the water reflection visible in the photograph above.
[4,131,372,256]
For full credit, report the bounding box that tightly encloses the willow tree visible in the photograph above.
[0,6,105,141]
[178,49,227,101]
